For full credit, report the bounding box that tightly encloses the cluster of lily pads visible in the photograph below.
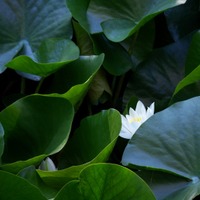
[1,0,200,199]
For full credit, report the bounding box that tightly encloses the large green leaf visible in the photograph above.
[172,65,200,99]
[38,163,89,189]
[0,0,72,73]
[122,96,200,199]
[0,170,46,200]
[6,39,79,77]
[0,95,74,173]
[58,109,121,168]
[37,109,121,189]
[170,81,200,106]
[170,31,200,103]
[38,138,126,190]
[18,166,58,199]
[47,54,104,107]
[55,164,156,200]
[0,123,4,161]
[67,0,187,42]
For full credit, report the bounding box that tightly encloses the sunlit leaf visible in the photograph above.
[47,54,104,107]
[6,39,79,77]
[38,164,88,189]
[68,0,187,42]
[172,65,200,98]
[58,109,121,168]
[37,109,121,189]
[55,164,156,200]
[0,95,74,173]
[18,165,57,199]
[0,170,46,200]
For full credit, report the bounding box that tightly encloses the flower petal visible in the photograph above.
[121,115,132,132]
[119,129,132,139]
[149,102,155,113]
[120,115,139,139]
[146,102,155,119]
[135,101,146,116]
[129,121,142,132]
[129,107,137,116]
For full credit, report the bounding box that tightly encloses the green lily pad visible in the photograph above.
[102,19,137,43]
[67,0,186,42]
[38,164,89,189]
[0,170,46,200]
[172,65,200,99]
[122,96,200,199]
[0,0,72,73]
[47,54,104,107]
[18,165,58,199]
[55,164,156,200]
[58,109,121,168]
[6,39,79,77]
[37,109,121,189]
[0,95,74,173]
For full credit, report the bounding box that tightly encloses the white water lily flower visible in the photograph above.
[119,101,155,139]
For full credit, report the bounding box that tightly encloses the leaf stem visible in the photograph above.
[35,77,45,93]
[20,77,26,94]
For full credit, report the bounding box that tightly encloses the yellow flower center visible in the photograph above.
[128,116,143,123]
